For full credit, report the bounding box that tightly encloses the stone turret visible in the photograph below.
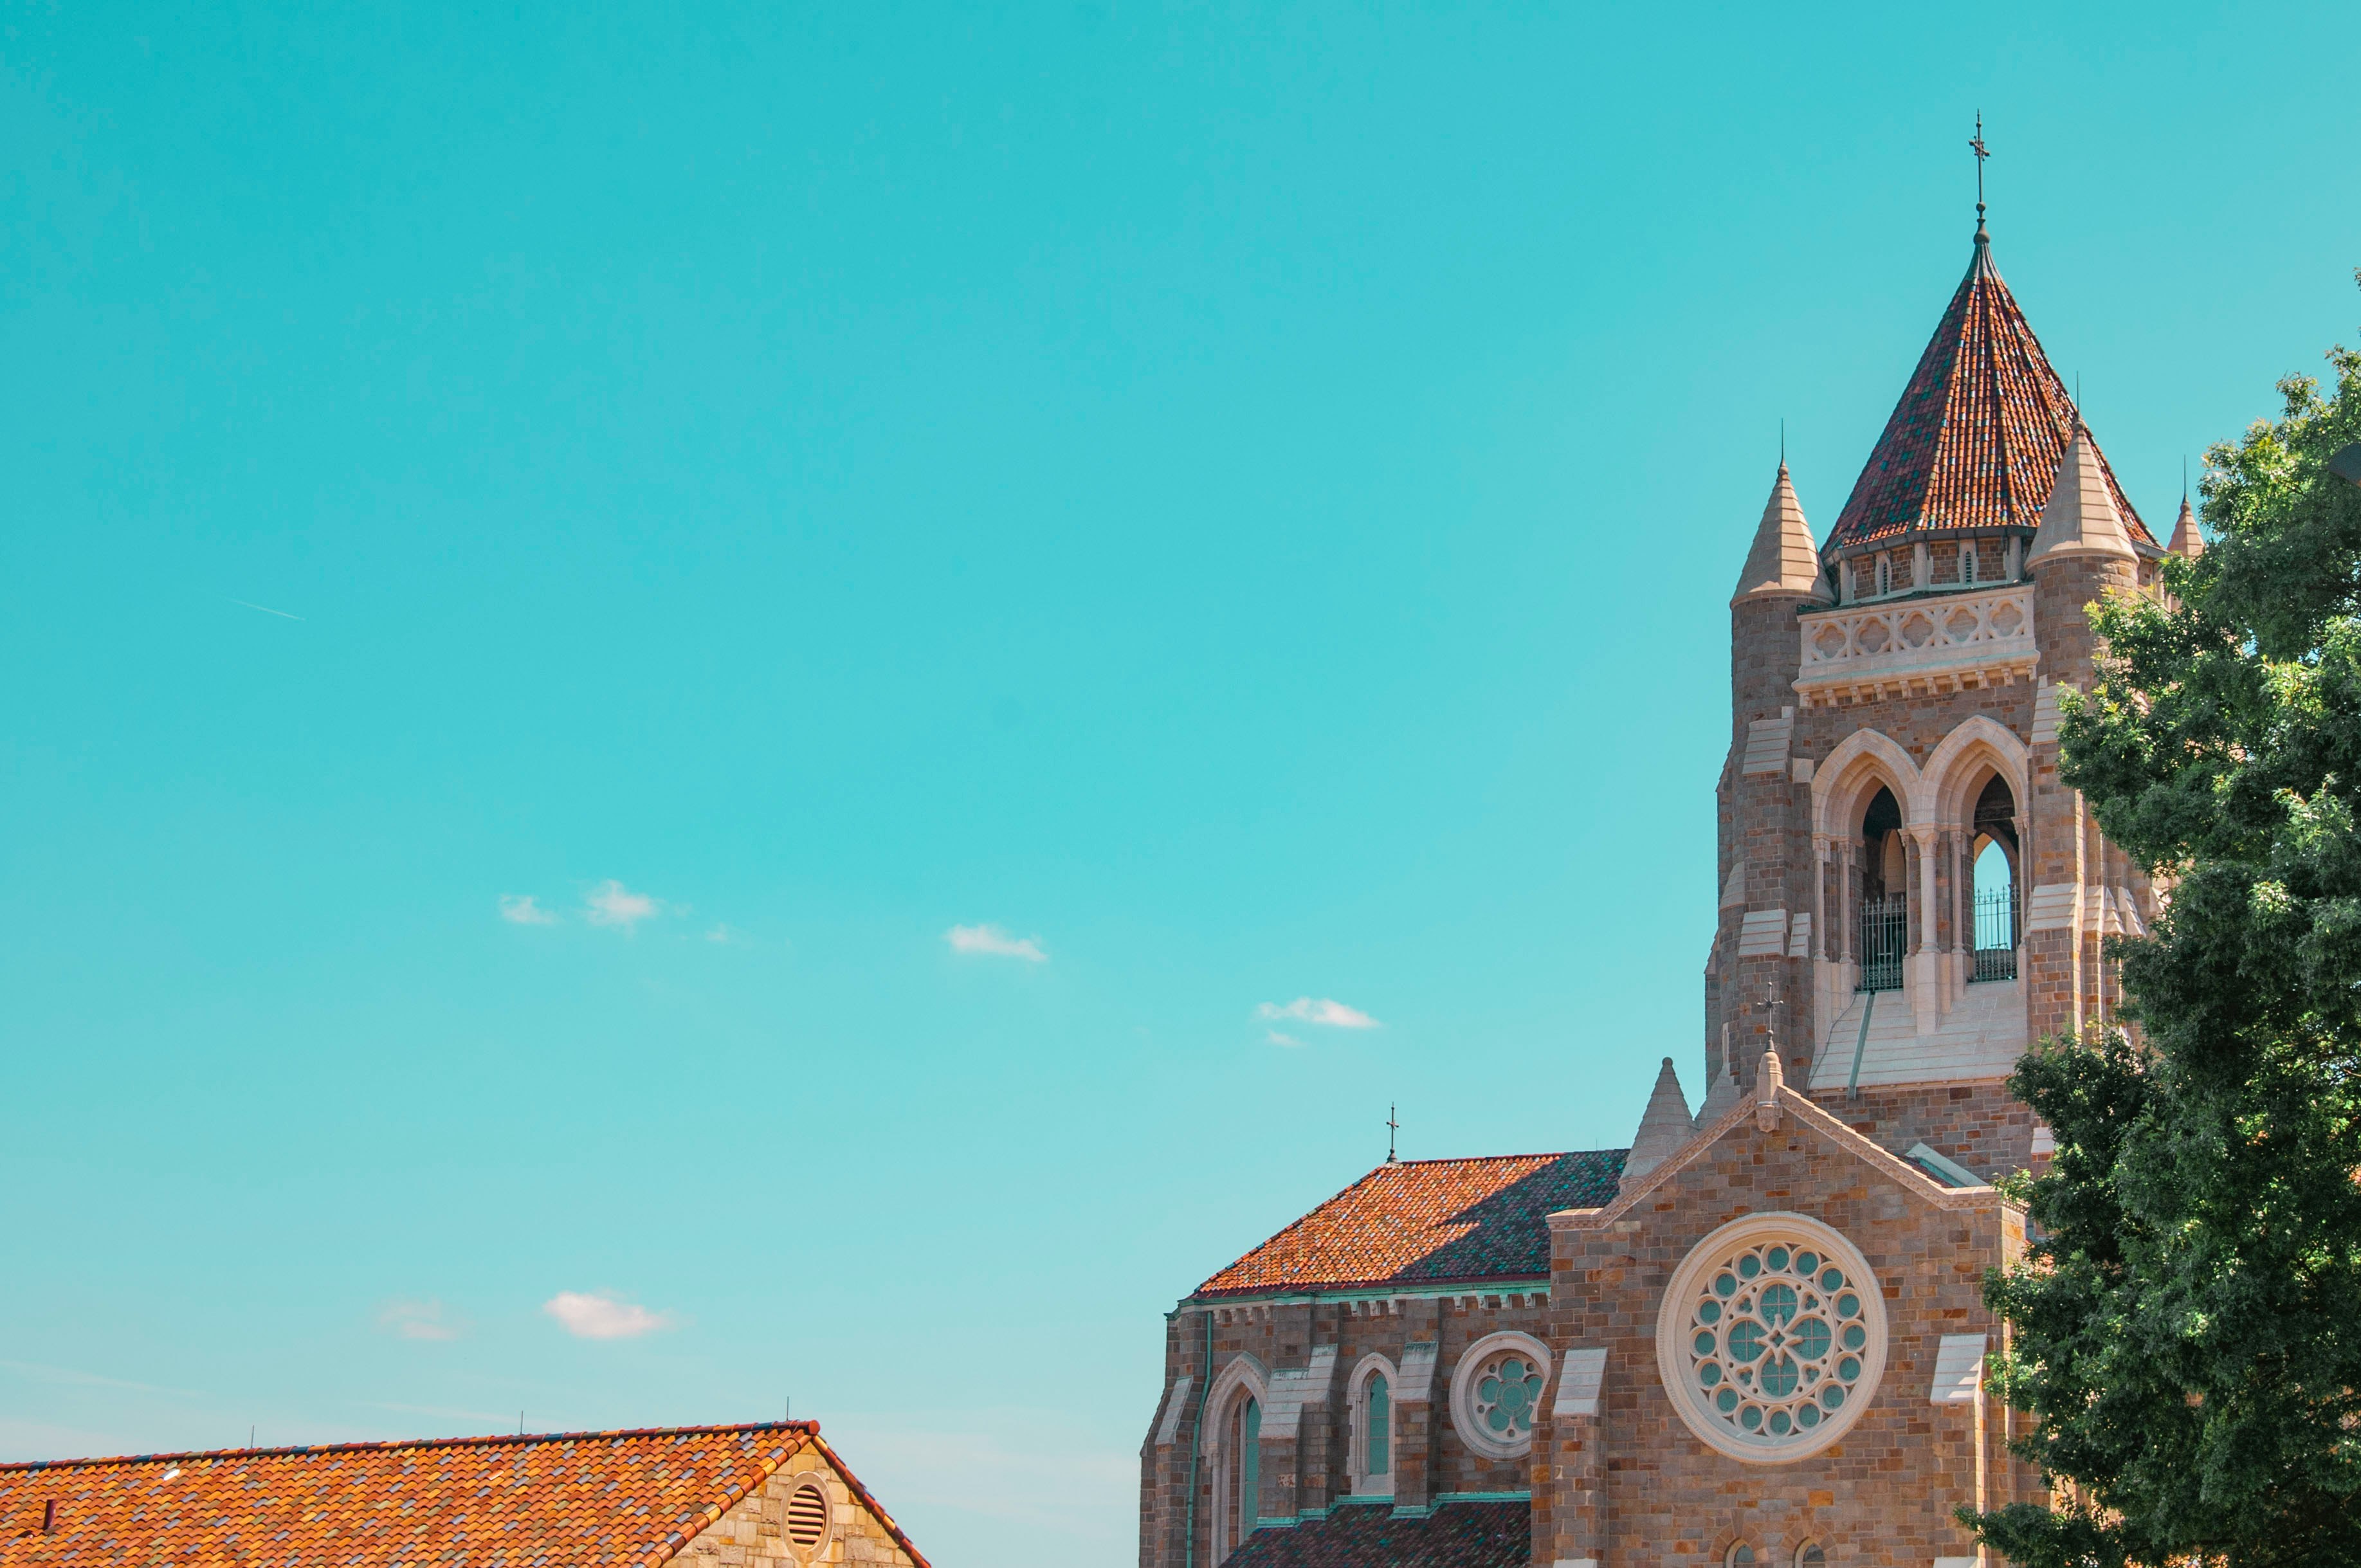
[2167,495,2204,559]
[1716,464,1822,1100]
[1619,1057,1694,1191]
[2023,426,2147,1041]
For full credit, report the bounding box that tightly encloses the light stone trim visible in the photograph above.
[1153,1374,1193,1446]
[1203,1353,1270,1439]
[2030,678,2067,744]
[1722,858,1748,909]
[1551,1346,1609,1418]
[1741,713,1795,776]
[1929,1334,1988,1405]
[1737,908,1791,956]
[1794,585,2037,710]
[1259,1344,1338,1439]
[2024,883,2079,933]
[1653,1212,1890,1464]
[1394,1341,1440,1406]
[1786,912,1812,959]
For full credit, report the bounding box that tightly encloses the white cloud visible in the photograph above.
[945,924,1048,962]
[1266,1030,1306,1048]
[583,880,675,933]
[376,1299,460,1342]
[498,894,559,925]
[1256,997,1381,1029]
[702,923,738,944]
[542,1290,674,1340]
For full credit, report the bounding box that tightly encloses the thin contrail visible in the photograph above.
[228,598,305,621]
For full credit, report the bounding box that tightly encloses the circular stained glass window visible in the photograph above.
[1655,1214,1886,1463]
[1448,1332,1553,1459]
[1473,1353,1544,1439]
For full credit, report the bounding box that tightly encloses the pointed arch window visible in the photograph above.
[1346,1356,1396,1497]
[1971,773,2019,982]
[1961,540,1980,584]
[1221,1394,1260,1556]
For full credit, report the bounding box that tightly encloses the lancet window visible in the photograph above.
[1217,1390,1261,1561]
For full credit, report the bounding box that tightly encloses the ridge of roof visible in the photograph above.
[0,1419,819,1473]
[1827,230,2153,552]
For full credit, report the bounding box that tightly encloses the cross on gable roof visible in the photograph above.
[1827,231,2154,552]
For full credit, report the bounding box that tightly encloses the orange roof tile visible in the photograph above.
[0,1423,928,1568]
[1192,1151,1623,1299]
[1827,228,2153,552]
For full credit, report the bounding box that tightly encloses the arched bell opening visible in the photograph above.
[1969,773,2020,981]
[1855,786,1908,993]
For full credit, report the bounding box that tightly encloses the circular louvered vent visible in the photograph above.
[785,1482,830,1549]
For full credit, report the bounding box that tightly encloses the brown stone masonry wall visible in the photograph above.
[1808,1080,2039,1181]
[1535,1111,2036,1567]
[1141,1292,1557,1568]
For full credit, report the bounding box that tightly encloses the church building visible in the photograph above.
[1136,212,2196,1568]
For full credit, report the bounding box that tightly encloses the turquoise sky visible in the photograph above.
[5,5,2358,1563]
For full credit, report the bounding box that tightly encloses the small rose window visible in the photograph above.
[1473,1351,1543,1439]
[1448,1333,1552,1459]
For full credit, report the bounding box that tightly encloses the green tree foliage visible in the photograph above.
[1969,289,2361,1566]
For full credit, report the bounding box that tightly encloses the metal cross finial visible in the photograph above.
[1386,1104,1400,1163]
[1969,113,1989,230]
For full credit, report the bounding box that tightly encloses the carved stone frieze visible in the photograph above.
[1792,584,2037,709]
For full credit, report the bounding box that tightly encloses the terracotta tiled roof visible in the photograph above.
[1223,1500,1527,1568]
[1827,230,2153,551]
[1192,1151,1624,1299]
[0,1423,928,1568]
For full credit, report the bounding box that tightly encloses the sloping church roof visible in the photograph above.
[1827,226,2153,551]
[1223,1499,1527,1568]
[0,1423,929,1568]
[1192,1150,1625,1299]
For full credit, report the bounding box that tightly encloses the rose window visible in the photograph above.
[1448,1333,1552,1459]
[1472,1351,1543,1441]
[1656,1215,1886,1462]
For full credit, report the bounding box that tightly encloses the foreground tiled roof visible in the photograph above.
[1193,1151,1625,1299]
[1827,228,2152,551]
[0,1422,927,1568]
[1224,1500,1528,1568]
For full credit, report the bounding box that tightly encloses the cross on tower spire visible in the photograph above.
[1385,1104,1400,1163]
[1969,113,1990,238]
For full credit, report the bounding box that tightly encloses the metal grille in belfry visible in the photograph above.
[1973,883,2018,981]
[1856,897,1907,992]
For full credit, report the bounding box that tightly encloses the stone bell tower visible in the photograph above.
[1704,219,2191,1174]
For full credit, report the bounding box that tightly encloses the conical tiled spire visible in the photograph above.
[2027,423,2137,566]
[2167,494,2204,558]
[1827,231,2153,551]
[1619,1057,1693,1191]
[1732,462,1830,605]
